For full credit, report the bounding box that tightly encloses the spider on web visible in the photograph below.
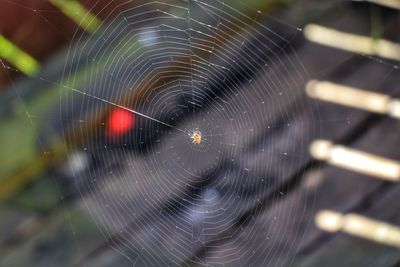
[190,129,202,145]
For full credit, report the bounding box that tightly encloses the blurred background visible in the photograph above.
[1,0,400,266]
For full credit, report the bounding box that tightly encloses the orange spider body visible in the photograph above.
[191,130,202,145]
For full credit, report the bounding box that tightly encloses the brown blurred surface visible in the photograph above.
[0,0,125,89]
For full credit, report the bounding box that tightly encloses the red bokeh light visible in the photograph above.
[107,108,135,138]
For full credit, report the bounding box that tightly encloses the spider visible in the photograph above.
[190,129,202,145]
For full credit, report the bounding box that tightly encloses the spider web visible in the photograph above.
[57,1,312,265]
[0,0,332,266]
